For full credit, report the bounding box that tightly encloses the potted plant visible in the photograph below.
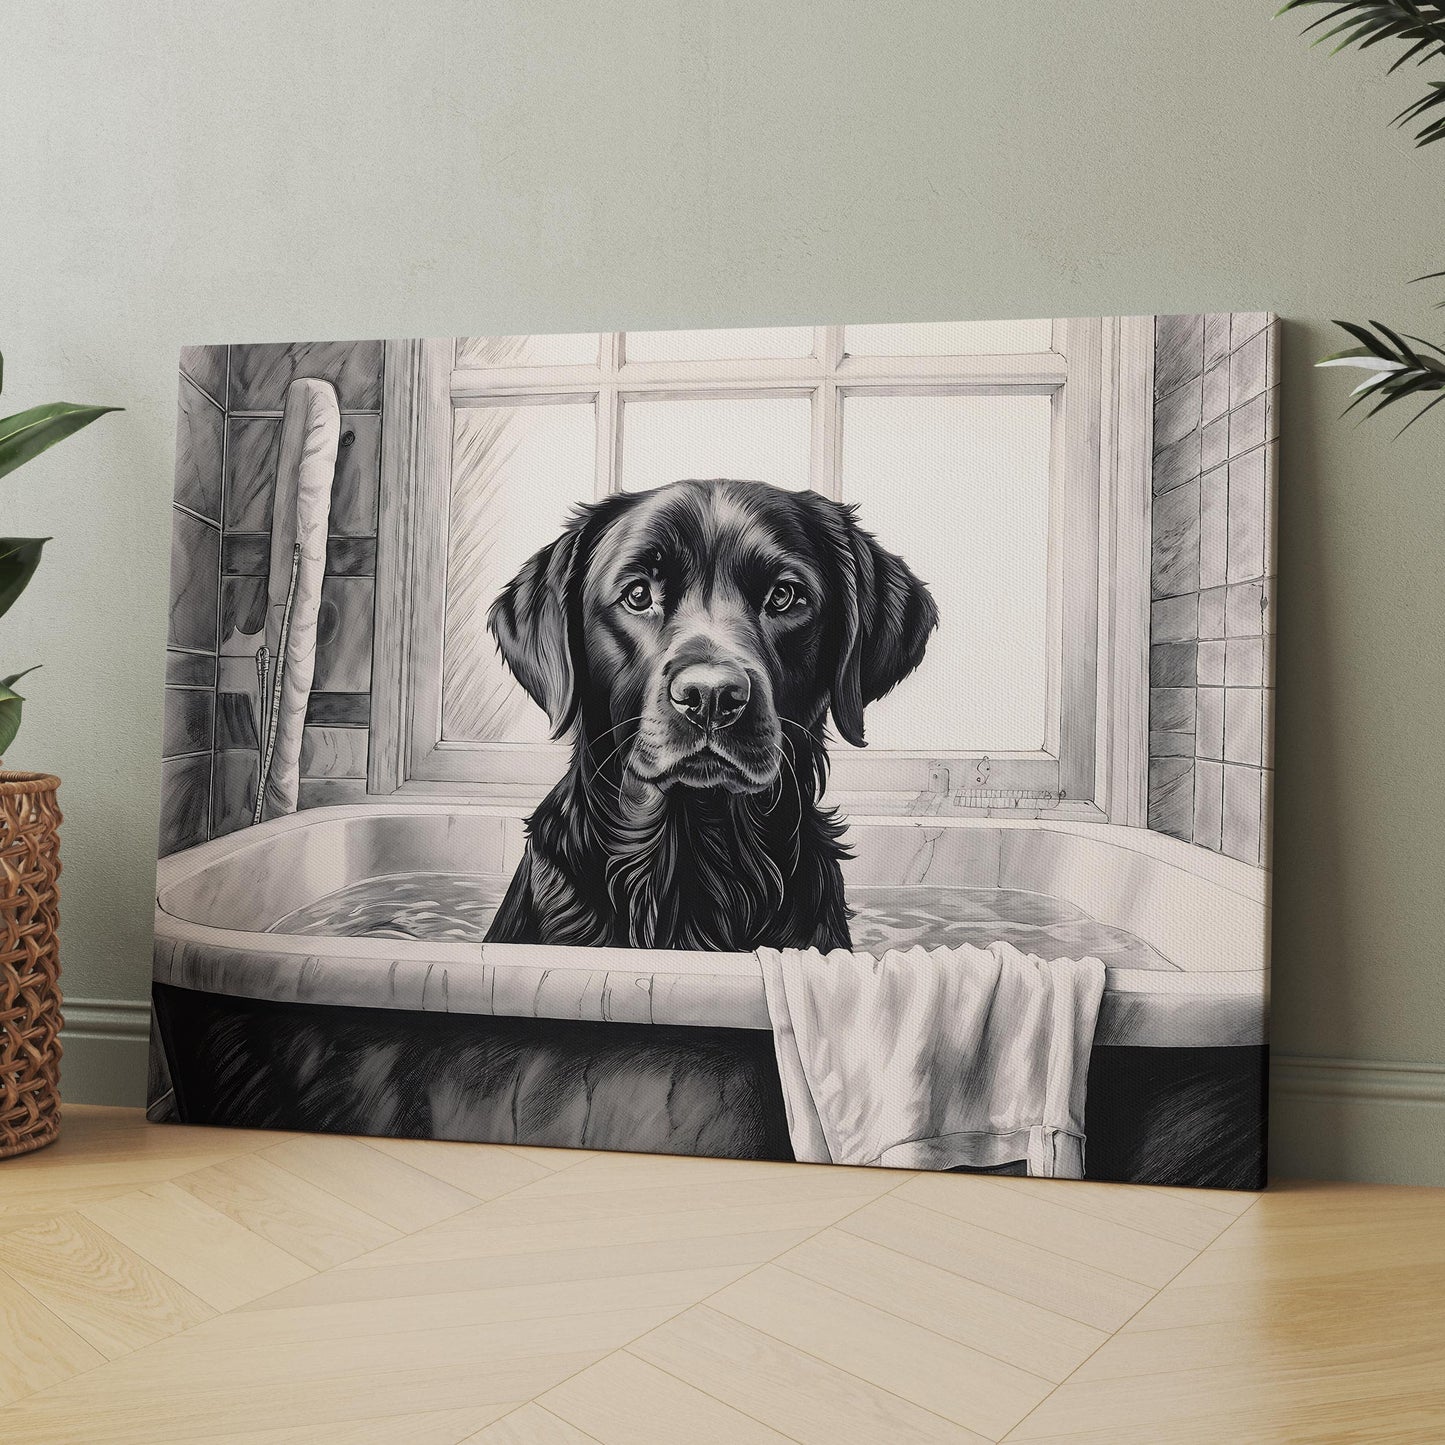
[0,349,119,1157]
[1282,1,1445,425]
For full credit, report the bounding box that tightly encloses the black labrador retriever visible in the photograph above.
[484,478,937,952]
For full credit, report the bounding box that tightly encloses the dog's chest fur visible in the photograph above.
[489,755,852,953]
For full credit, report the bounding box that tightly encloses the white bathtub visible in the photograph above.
[153,803,1267,1049]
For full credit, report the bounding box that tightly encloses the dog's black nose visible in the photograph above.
[669,662,750,731]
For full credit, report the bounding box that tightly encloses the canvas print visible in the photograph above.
[151,316,1275,1190]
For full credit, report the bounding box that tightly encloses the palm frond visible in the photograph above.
[1279,1,1445,141]
[1318,318,1445,432]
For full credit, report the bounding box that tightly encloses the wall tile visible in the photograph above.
[1193,759,1224,852]
[179,345,228,407]
[1153,377,1202,452]
[1201,361,1229,425]
[1222,764,1262,863]
[223,534,380,580]
[174,374,224,522]
[1148,757,1194,840]
[326,537,378,576]
[221,574,267,643]
[1150,641,1197,688]
[1149,730,1194,758]
[1152,429,1201,495]
[1265,385,1280,443]
[1227,449,1267,584]
[225,411,380,536]
[1201,416,1228,474]
[1226,579,1265,636]
[211,749,259,836]
[1199,465,1228,590]
[216,691,258,750]
[168,508,220,652]
[1198,638,1225,686]
[1262,687,1276,768]
[299,725,369,779]
[159,755,210,856]
[297,778,369,810]
[225,416,280,531]
[1196,686,1224,761]
[1258,766,1273,867]
[1204,314,1232,370]
[312,576,375,692]
[306,692,371,726]
[1230,312,1270,349]
[331,413,381,535]
[1224,688,1263,765]
[1225,635,1264,688]
[166,650,216,687]
[1228,395,1266,459]
[222,533,270,575]
[1150,594,1197,643]
[1151,477,1200,597]
[229,340,385,412]
[1150,687,1195,732]
[1229,330,1268,405]
[162,687,214,759]
[1154,314,1204,398]
[1198,585,1226,640]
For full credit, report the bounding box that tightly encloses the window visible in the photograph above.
[376,321,1152,816]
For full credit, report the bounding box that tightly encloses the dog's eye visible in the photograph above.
[765,582,804,615]
[621,580,654,613]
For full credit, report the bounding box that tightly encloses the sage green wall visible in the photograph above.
[5,0,1443,1180]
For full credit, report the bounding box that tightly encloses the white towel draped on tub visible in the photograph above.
[757,943,1106,1178]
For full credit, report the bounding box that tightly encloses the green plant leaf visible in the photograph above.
[0,669,36,756]
[1280,1,1445,142]
[0,401,122,485]
[0,537,48,622]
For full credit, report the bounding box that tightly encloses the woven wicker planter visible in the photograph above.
[0,771,63,1159]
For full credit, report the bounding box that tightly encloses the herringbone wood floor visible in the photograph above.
[0,1107,1440,1443]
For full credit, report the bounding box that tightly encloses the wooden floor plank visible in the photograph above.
[776,1227,1107,1383]
[0,1212,214,1358]
[0,1265,106,1405]
[174,1153,403,1270]
[361,1137,553,1201]
[708,1263,1052,1439]
[895,1173,1198,1288]
[260,1135,482,1230]
[467,1403,603,1443]
[244,1228,812,1312]
[80,1182,314,1311]
[632,1304,989,1444]
[840,1195,1154,1332]
[542,1350,794,1444]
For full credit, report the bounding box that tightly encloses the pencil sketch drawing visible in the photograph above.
[151,317,1276,1190]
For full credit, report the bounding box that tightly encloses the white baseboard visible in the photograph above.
[53,999,1445,1185]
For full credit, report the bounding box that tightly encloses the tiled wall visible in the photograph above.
[159,342,383,855]
[1148,313,1277,865]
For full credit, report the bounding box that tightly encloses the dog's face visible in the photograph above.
[489,479,937,796]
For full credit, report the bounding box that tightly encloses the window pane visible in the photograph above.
[845,319,1052,357]
[619,396,811,492]
[442,401,595,743]
[624,327,815,364]
[840,393,1052,752]
[454,334,600,368]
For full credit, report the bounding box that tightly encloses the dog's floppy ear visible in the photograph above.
[829,508,938,748]
[488,514,588,738]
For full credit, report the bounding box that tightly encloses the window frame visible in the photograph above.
[371,322,1152,821]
